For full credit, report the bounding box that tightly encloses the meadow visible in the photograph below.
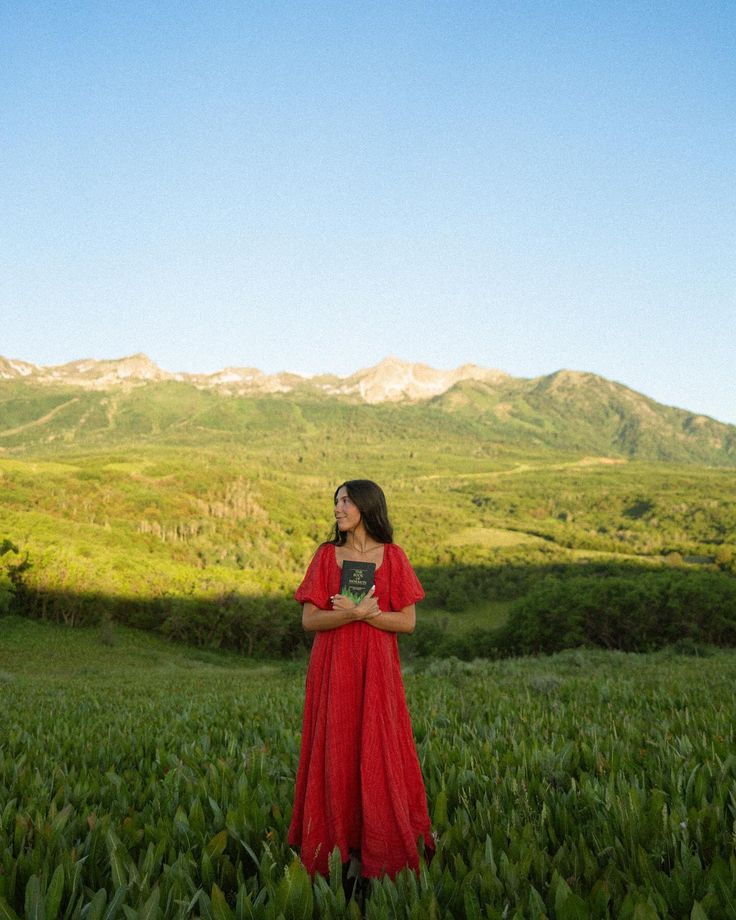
[2,379,735,917]
[2,442,735,657]
[2,616,736,919]
[2,378,734,653]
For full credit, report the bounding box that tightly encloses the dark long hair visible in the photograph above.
[330,479,394,545]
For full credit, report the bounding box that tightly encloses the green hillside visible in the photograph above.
[1,371,735,464]
[1,375,734,657]
[433,370,736,465]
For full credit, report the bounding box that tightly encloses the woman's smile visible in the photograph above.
[334,486,362,531]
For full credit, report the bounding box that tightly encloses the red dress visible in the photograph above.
[287,542,434,879]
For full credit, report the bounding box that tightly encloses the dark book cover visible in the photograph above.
[339,561,376,604]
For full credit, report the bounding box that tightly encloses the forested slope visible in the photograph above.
[1,374,734,657]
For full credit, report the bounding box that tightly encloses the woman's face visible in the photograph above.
[334,486,362,533]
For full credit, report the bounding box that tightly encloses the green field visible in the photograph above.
[2,375,735,659]
[3,441,734,659]
[2,616,736,919]
[2,373,735,916]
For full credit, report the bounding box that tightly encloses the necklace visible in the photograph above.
[346,537,381,554]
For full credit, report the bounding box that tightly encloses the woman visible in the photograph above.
[287,479,434,883]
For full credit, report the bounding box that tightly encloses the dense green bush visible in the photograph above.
[12,541,736,661]
[160,592,308,657]
[0,539,29,616]
[499,570,736,654]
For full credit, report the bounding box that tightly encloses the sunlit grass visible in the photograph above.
[445,527,546,548]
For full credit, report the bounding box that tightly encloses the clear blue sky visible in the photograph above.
[2,1,734,422]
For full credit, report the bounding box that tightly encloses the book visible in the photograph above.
[339,561,376,604]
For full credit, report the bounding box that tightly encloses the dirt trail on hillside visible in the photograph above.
[104,395,119,430]
[0,398,80,438]
[415,456,626,482]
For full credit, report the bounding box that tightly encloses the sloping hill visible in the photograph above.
[3,364,733,465]
[431,370,736,465]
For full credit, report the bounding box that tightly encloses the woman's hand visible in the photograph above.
[330,593,357,616]
[355,587,381,620]
[330,586,380,621]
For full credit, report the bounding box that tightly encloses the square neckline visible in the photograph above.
[332,542,386,574]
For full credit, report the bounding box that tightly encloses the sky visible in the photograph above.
[1,1,734,423]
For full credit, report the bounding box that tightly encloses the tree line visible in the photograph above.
[4,537,735,660]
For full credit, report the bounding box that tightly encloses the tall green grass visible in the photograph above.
[1,617,735,918]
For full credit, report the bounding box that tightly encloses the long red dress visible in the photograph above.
[287,542,434,879]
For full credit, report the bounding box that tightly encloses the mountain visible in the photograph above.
[0,353,507,402]
[337,357,511,403]
[0,353,168,387]
[1,354,734,465]
[0,356,36,378]
[432,370,736,464]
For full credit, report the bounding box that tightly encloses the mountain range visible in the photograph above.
[0,353,508,403]
[1,353,734,465]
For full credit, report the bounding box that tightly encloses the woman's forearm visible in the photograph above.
[301,602,416,634]
[367,605,416,635]
[302,602,354,632]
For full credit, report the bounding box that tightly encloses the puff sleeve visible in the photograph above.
[387,544,425,611]
[295,543,332,609]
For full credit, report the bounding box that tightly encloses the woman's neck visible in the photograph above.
[344,526,380,554]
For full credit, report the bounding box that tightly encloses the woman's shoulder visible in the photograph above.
[296,543,334,604]
[385,543,412,563]
[312,541,336,562]
[383,543,424,602]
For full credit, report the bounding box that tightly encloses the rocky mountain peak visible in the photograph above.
[0,356,37,379]
[344,356,510,404]
[0,354,510,402]
[47,354,171,387]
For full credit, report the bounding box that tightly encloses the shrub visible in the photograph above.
[499,570,736,655]
[0,539,30,616]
